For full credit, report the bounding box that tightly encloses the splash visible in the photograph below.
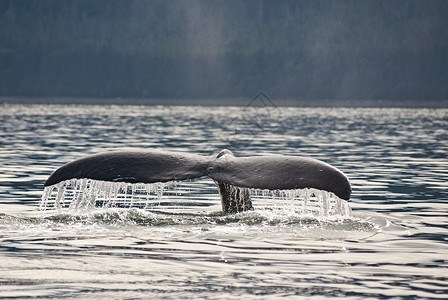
[40,179,188,211]
[250,188,352,217]
[40,179,351,217]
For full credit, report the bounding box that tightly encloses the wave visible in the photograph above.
[1,208,378,233]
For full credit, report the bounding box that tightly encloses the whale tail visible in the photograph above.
[44,149,351,213]
[212,150,253,213]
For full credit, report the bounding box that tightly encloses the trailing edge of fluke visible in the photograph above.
[44,149,351,213]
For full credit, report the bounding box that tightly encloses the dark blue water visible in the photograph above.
[0,103,447,299]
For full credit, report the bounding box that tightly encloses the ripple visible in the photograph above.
[1,104,448,299]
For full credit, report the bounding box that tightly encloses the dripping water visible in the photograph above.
[40,179,352,218]
[249,187,351,217]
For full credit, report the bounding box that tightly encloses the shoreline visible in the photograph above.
[1,96,447,108]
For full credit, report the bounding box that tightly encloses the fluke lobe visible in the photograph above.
[45,149,351,213]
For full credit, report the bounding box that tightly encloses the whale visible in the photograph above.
[44,149,351,213]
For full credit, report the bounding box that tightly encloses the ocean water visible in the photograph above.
[0,103,447,299]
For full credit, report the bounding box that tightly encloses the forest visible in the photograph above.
[0,0,447,102]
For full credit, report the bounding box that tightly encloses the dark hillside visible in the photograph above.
[1,0,447,102]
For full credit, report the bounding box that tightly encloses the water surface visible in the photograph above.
[0,103,447,299]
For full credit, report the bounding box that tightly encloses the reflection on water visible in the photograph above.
[0,103,447,299]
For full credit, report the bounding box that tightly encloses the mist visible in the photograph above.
[0,0,447,104]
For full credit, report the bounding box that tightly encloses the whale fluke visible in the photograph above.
[208,153,351,201]
[44,149,351,213]
[44,151,210,187]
